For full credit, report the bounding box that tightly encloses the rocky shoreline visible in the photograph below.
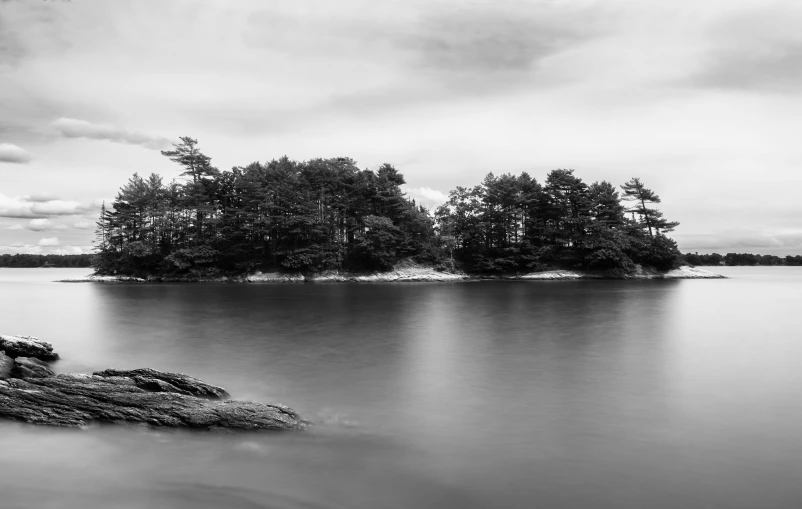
[57,264,725,283]
[0,334,306,431]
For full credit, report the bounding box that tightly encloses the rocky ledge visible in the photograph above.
[0,334,306,431]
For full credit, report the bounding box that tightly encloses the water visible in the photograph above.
[1,267,800,508]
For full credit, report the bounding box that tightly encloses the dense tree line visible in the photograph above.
[0,254,94,268]
[95,137,437,276]
[434,171,681,272]
[95,137,683,276]
[683,252,802,266]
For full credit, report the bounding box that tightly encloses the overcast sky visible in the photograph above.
[1,0,801,255]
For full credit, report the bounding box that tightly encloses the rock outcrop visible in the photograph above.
[0,335,306,431]
[10,357,55,379]
[56,263,726,284]
[662,266,726,279]
[0,334,59,360]
[94,368,230,399]
[0,352,14,379]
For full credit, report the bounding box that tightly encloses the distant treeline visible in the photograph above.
[94,137,684,277]
[683,252,802,266]
[0,254,94,268]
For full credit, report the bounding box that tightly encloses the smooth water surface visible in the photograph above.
[1,267,800,508]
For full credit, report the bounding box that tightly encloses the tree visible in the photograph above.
[588,181,625,226]
[96,138,687,277]
[161,137,220,242]
[620,178,679,236]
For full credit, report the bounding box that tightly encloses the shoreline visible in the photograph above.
[56,265,726,283]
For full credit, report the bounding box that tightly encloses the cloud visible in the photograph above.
[0,192,95,218]
[403,186,448,206]
[242,1,608,102]
[0,0,68,69]
[0,243,92,255]
[38,237,59,247]
[677,230,802,252]
[27,218,53,231]
[0,143,31,163]
[52,245,92,255]
[73,221,92,229]
[51,118,174,150]
[689,4,802,93]
[405,4,603,76]
[0,244,43,255]
[22,193,59,202]
[7,224,24,231]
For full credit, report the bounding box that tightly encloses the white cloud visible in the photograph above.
[0,143,31,164]
[27,218,53,231]
[0,245,43,255]
[0,192,89,218]
[53,224,69,230]
[403,186,448,207]
[38,237,59,247]
[22,193,59,203]
[676,230,802,254]
[52,245,91,255]
[51,118,174,150]
[0,243,93,255]
[7,224,24,231]
[73,221,92,229]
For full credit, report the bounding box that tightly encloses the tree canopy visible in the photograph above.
[94,137,684,277]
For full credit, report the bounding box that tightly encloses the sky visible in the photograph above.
[1,0,801,255]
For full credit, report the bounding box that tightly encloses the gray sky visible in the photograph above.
[1,0,801,255]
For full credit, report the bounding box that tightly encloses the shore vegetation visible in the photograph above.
[93,137,684,277]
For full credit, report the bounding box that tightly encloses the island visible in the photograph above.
[81,137,723,282]
[0,334,306,430]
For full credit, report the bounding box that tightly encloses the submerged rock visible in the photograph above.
[0,334,59,360]
[0,334,306,431]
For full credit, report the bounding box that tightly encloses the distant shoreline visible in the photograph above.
[56,265,725,283]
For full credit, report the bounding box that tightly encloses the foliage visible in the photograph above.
[683,252,802,266]
[433,170,682,273]
[96,140,438,276]
[96,137,687,276]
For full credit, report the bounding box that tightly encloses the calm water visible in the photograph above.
[0,267,800,509]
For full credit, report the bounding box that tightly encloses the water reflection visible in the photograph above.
[1,268,801,508]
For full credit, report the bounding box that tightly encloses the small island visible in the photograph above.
[0,334,306,430]
[86,137,721,282]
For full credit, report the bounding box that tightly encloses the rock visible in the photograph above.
[517,270,588,280]
[0,352,14,379]
[663,266,726,279]
[0,335,304,431]
[94,368,230,399]
[0,370,306,430]
[11,357,55,379]
[0,334,59,360]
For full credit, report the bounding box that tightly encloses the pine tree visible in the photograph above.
[620,178,679,236]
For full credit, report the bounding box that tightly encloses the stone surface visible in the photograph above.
[55,263,725,284]
[0,334,59,360]
[0,370,306,430]
[94,368,230,399]
[0,352,14,379]
[663,266,726,279]
[11,357,55,379]
[517,270,588,280]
